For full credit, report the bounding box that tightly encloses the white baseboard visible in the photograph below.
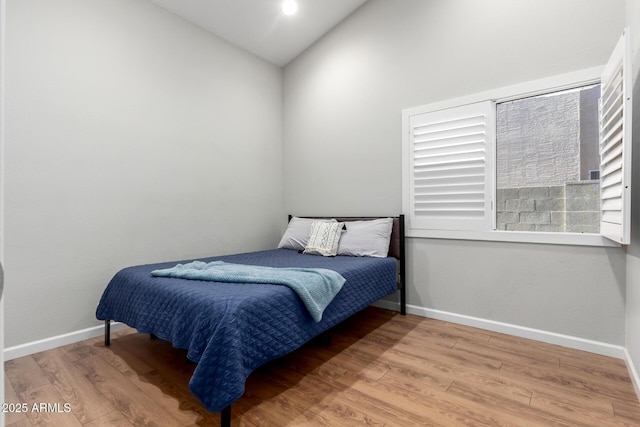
[4,302,630,368]
[625,348,640,401]
[374,300,626,360]
[4,322,128,361]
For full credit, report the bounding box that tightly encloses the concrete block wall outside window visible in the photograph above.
[496,181,600,233]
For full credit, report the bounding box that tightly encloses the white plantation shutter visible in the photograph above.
[407,101,493,231]
[599,28,632,244]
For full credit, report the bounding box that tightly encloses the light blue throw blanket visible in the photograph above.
[151,261,346,322]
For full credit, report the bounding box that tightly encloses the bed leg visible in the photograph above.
[105,320,111,347]
[317,331,331,346]
[399,213,406,316]
[220,405,231,427]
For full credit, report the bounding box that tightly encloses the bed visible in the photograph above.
[96,215,405,426]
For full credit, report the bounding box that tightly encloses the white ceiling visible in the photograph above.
[147,0,368,67]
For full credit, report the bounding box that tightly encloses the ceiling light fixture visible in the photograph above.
[282,0,298,16]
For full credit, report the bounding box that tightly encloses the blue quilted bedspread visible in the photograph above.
[96,249,397,412]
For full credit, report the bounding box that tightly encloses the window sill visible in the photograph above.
[406,228,620,247]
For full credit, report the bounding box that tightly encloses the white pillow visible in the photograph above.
[337,218,393,258]
[303,220,345,257]
[278,217,336,251]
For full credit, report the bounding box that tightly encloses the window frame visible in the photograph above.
[402,66,622,247]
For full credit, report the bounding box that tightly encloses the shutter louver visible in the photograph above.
[408,102,493,231]
[599,28,632,245]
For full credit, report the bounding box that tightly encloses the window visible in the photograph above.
[495,84,601,234]
[402,28,632,246]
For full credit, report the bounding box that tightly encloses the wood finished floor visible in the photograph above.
[5,307,640,426]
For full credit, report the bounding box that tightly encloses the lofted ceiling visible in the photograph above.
[147,0,368,67]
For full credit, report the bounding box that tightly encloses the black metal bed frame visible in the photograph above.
[104,214,406,427]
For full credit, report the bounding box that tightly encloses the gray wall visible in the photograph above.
[0,0,5,417]
[283,0,627,344]
[4,0,283,348]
